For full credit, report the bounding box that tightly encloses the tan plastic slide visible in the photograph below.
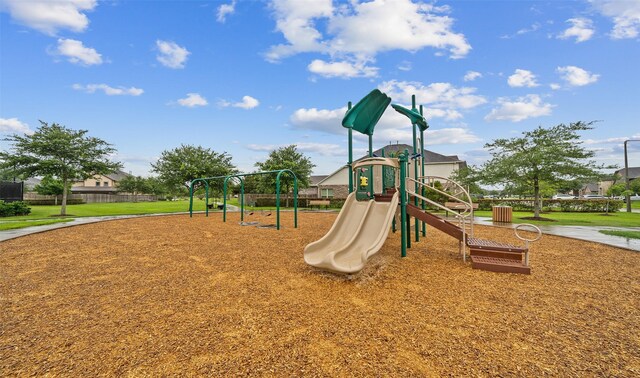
[304,191,399,274]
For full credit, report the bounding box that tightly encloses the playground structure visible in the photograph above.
[188,170,298,230]
[304,89,541,274]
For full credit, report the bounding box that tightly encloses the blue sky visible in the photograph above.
[1,0,639,177]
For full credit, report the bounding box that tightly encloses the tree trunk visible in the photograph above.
[61,178,68,216]
[533,177,540,218]
[55,195,58,206]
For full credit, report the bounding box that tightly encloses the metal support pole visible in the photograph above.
[223,177,229,222]
[189,180,194,218]
[624,140,639,212]
[369,134,374,198]
[400,150,408,257]
[205,183,209,217]
[420,105,426,237]
[411,95,419,242]
[276,174,281,230]
[240,178,244,222]
[348,101,353,194]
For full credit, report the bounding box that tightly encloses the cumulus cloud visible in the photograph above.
[246,142,345,157]
[266,0,470,77]
[0,117,33,134]
[590,0,640,39]
[290,107,347,135]
[176,93,208,107]
[72,83,143,96]
[485,94,554,122]
[308,59,378,78]
[219,95,260,109]
[217,1,236,23]
[397,61,412,71]
[379,80,487,115]
[558,18,595,42]
[507,69,538,88]
[54,38,102,65]
[156,40,190,69]
[1,0,97,35]
[557,65,599,86]
[463,71,482,82]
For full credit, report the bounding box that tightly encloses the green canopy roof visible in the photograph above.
[342,89,391,136]
[391,104,428,131]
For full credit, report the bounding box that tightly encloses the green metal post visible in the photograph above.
[189,180,194,218]
[412,95,419,242]
[205,183,209,217]
[347,101,353,194]
[293,175,298,228]
[381,148,386,193]
[276,173,281,230]
[420,105,426,237]
[400,150,408,257]
[368,134,374,198]
[223,177,229,222]
[240,178,244,222]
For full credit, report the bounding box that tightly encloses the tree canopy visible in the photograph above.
[254,145,315,195]
[34,176,66,205]
[0,121,121,215]
[479,121,611,218]
[151,145,236,194]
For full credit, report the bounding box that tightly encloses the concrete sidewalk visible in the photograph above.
[474,217,640,252]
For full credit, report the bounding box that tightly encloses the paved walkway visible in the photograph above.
[1,209,638,252]
[474,217,640,252]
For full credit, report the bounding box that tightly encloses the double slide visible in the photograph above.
[304,191,399,274]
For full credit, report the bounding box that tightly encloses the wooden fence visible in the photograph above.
[24,192,157,204]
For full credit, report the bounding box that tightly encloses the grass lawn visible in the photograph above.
[12,200,207,221]
[0,218,73,231]
[599,230,640,239]
[474,210,640,227]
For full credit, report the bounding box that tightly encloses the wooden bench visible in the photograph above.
[309,199,331,209]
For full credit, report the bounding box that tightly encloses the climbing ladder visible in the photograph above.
[405,176,540,274]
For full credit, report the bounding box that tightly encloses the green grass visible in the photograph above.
[473,210,640,227]
[0,218,73,231]
[632,201,640,209]
[599,230,640,239]
[13,200,207,220]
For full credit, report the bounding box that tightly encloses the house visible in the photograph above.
[614,167,640,181]
[71,170,131,194]
[314,143,467,198]
[300,175,328,196]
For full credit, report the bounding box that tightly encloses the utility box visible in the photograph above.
[492,205,512,223]
[0,181,24,203]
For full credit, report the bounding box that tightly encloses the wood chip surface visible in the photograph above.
[1,212,639,376]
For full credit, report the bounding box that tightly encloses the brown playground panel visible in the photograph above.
[1,212,639,376]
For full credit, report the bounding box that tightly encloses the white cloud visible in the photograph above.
[72,83,143,96]
[590,0,640,39]
[266,0,470,77]
[177,93,208,107]
[463,71,482,82]
[217,1,236,23]
[246,142,344,157]
[397,61,412,71]
[219,95,260,109]
[290,107,347,135]
[485,94,554,122]
[550,83,561,90]
[1,0,97,35]
[308,59,378,78]
[156,40,190,69]
[557,65,599,86]
[54,38,102,65]
[558,18,595,43]
[379,80,487,114]
[0,117,33,134]
[375,126,480,146]
[507,69,538,88]
[500,22,541,39]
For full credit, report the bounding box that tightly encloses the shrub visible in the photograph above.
[476,199,623,213]
[0,201,31,217]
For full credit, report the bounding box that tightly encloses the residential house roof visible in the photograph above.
[309,175,328,186]
[103,170,131,182]
[614,167,640,180]
[355,143,463,163]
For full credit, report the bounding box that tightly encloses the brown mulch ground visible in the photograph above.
[1,212,639,376]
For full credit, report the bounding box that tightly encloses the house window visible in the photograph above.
[103,182,109,187]
[95,181,100,186]
[321,188,334,198]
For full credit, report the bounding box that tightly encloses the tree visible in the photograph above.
[34,176,67,205]
[479,121,612,218]
[254,145,315,205]
[151,145,236,195]
[449,166,484,197]
[0,121,121,215]
[117,175,153,201]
